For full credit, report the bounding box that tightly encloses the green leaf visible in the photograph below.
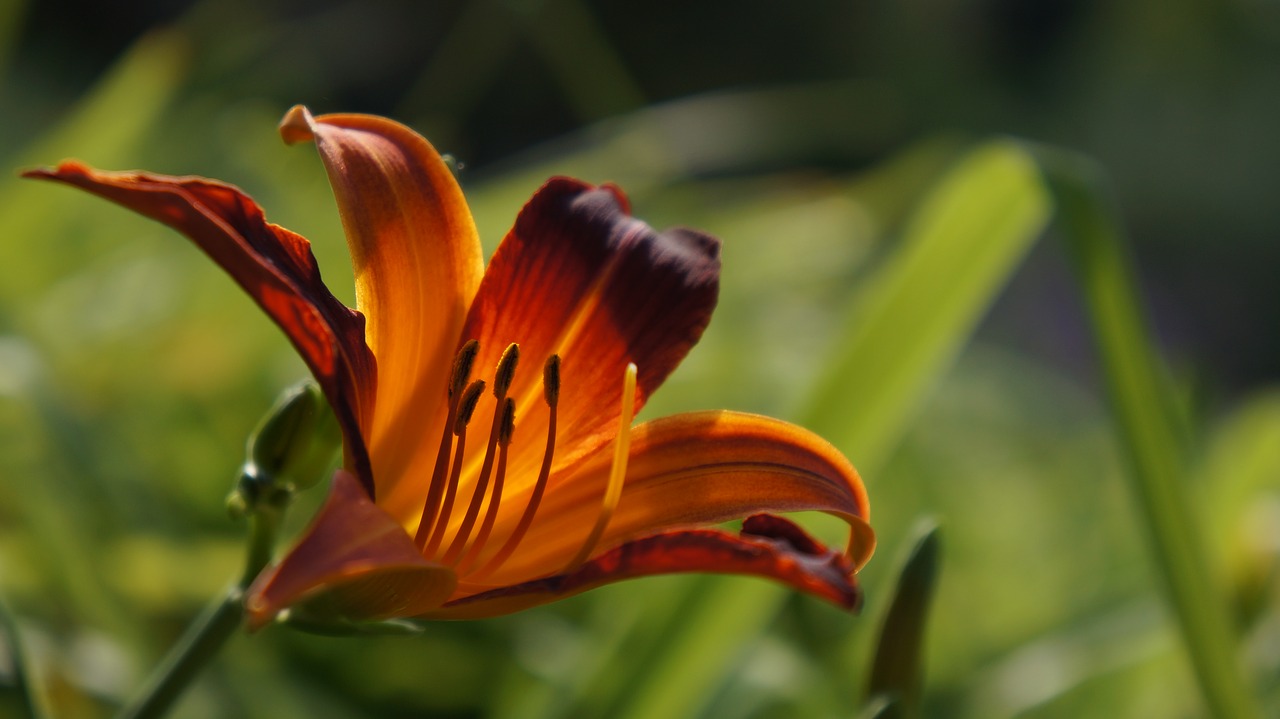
[0,29,187,302]
[866,520,941,717]
[802,140,1052,468]
[1038,149,1263,719]
[571,141,1052,719]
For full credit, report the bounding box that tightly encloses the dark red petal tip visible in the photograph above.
[435,517,860,620]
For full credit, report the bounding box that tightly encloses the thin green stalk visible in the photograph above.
[1041,150,1261,719]
[115,587,245,719]
[116,499,283,719]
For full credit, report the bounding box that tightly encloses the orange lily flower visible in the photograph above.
[24,106,874,627]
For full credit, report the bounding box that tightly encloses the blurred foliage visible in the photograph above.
[2,0,1278,717]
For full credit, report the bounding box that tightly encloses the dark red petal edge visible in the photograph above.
[457,177,721,474]
[23,162,376,493]
[433,513,860,620]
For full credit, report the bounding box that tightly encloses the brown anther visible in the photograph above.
[454,380,485,434]
[493,343,520,398]
[450,340,480,397]
[543,355,561,408]
[498,397,516,448]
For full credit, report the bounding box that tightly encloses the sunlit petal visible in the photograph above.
[474,410,873,583]
[280,106,485,516]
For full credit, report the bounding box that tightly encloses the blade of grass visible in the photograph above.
[590,141,1052,719]
[1039,150,1262,719]
[866,520,941,717]
[0,29,187,301]
[0,597,48,719]
[801,140,1051,469]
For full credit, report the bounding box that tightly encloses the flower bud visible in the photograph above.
[231,382,341,514]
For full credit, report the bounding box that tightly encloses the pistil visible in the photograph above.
[563,362,636,571]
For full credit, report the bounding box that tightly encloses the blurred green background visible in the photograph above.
[1,1,1278,717]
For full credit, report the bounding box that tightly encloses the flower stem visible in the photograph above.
[116,500,284,719]
[115,587,244,719]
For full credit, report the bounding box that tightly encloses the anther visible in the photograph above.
[543,355,561,408]
[454,380,485,433]
[498,396,516,448]
[450,340,480,397]
[493,343,520,398]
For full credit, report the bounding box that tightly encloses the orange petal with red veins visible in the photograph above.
[280,106,485,518]
[473,410,873,584]
[245,471,457,630]
[428,514,859,620]
[21,162,376,491]
[454,178,720,497]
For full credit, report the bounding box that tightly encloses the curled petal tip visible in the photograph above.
[20,161,83,181]
[279,105,316,145]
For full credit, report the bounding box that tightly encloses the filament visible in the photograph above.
[471,355,561,580]
[457,398,516,573]
[422,379,485,555]
[442,344,519,565]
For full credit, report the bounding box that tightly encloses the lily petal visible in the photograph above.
[474,410,873,583]
[280,106,485,512]
[21,162,377,489]
[454,178,720,500]
[430,514,859,620]
[245,470,457,630]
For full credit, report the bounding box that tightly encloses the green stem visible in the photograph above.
[115,587,244,719]
[116,501,282,719]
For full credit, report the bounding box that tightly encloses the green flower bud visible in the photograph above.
[231,382,341,514]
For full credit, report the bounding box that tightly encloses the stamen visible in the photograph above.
[493,343,520,397]
[542,354,561,407]
[457,397,516,573]
[451,340,481,396]
[454,379,487,431]
[473,354,561,580]
[563,362,636,572]
[422,379,485,555]
[415,341,480,547]
[441,344,520,565]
